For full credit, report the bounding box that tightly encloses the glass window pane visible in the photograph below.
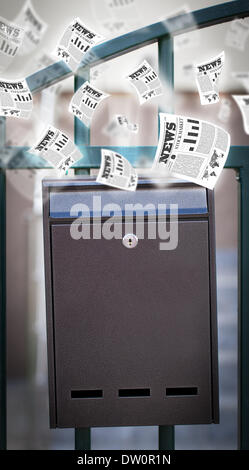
[174,20,249,145]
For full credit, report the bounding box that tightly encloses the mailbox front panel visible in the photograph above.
[50,219,213,428]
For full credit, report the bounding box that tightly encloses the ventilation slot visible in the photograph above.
[71,389,103,399]
[166,387,198,396]
[118,388,150,397]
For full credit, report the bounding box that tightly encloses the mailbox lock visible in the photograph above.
[122,233,138,248]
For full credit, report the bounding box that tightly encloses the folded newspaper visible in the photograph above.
[116,114,138,133]
[104,114,138,136]
[195,51,225,105]
[97,149,138,191]
[29,126,83,174]
[231,72,249,93]
[34,51,55,71]
[0,16,24,72]
[93,0,140,37]
[14,0,47,55]
[90,61,110,83]
[182,64,194,78]
[152,113,230,190]
[0,78,33,119]
[126,60,162,104]
[226,18,249,51]
[218,98,231,123]
[232,95,249,135]
[40,84,62,125]
[162,5,200,51]
[55,18,103,72]
[69,81,109,127]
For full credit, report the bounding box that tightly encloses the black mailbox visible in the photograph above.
[42,177,219,428]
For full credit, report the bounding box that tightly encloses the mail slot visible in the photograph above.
[42,176,219,428]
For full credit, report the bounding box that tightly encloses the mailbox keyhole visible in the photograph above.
[122,234,138,249]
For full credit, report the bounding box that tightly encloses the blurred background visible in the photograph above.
[2,0,249,449]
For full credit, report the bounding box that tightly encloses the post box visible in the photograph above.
[42,177,219,428]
